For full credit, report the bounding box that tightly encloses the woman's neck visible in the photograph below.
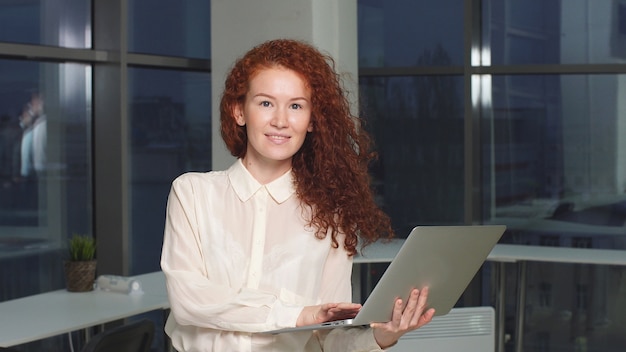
[240,156,291,185]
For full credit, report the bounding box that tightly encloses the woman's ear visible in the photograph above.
[233,104,245,126]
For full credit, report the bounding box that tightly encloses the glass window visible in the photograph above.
[358,0,464,67]
[512,263,625,352]
[128,0,211,59]
[360,75,465,235]
[484,0,624,65]
[128,67,211,275]
[482,74,626,250]
[481,72,626,351]
[0,0,91,48]
[0,59,92,301]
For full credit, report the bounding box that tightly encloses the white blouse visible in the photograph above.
[161,159,383,351]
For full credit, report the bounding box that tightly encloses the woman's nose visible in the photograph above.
[271,108,288,128]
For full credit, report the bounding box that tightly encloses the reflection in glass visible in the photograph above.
[483,74,626,249]
[484,0,626,65]
[128,67,211,274]
[0,59,92,302]
[481,73,626,351]
[359,75,465,235]
[128,0,211,59]
[0,0,91,48]
[358,0,464,67]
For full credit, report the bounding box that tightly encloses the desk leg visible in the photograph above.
[495,262,506,352]
[352,264,361,304]
[514,261,527,352]
[363,263,373,303]
[82,325,97,345]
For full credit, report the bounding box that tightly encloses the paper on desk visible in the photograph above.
[96,275,144,295]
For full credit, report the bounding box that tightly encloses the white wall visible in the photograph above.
[210,0,358,170]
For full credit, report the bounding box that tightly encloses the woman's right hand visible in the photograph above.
[296,302,362,326]
[370,287,435,349]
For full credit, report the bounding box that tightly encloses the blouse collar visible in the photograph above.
[228,159,295,204]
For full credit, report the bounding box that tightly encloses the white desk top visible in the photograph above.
[354,239,405,264]
[488,244,626,266]
[0,271,169,348]
[355,240,626,266]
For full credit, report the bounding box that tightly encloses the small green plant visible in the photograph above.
[68,234,96,261]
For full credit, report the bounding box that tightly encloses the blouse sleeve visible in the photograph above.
[312,234,384,351]
[318,328,385,352]
[160,176,303,333]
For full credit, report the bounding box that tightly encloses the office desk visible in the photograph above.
[353,241,626,352]
[0,271,169,348]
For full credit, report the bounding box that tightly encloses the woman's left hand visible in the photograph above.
[370,287,435,349]
[297,302,362,327]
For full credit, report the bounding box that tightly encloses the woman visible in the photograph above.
[161,38,434,351]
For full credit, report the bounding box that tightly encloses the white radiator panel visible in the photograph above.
[390,306,495,352]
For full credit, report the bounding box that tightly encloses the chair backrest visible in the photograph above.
[81,318,155,352]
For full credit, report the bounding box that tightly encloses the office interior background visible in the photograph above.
[0,0,625,351]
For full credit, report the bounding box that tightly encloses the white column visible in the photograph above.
[210,0,358,170]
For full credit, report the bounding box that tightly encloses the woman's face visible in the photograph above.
[234,67,313,177]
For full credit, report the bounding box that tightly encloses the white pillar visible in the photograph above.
[210,0,358,170]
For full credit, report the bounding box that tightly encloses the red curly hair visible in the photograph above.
[220,38,393,255]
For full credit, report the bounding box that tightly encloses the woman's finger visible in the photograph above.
[401,289,420,324]
[409,287,429,325]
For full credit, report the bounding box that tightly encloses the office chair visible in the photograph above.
[81,318,155,352]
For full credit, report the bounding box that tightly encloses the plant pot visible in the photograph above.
[64,260,97,292]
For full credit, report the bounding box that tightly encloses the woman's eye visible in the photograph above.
[290,103,302,110]
[260,101,271,107]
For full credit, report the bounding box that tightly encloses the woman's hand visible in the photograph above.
[297,302,362,327]
[370,287,435,349]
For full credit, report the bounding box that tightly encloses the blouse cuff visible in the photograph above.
[268,300,304,328]
[363,328,387,351]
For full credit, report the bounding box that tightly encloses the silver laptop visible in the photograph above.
[263,225,506,334]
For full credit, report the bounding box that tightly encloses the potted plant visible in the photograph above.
[64,234,97,292]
